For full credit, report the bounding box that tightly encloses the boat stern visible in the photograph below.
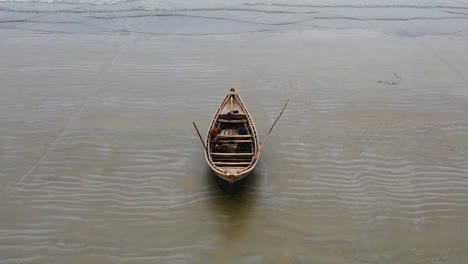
[212,167,251,183]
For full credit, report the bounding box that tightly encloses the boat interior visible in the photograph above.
[209,96,256,169]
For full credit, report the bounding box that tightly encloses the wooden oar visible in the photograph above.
[192,122,207,151]
[256,99,289,158]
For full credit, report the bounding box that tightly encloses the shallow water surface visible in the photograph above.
[1,1,468,263]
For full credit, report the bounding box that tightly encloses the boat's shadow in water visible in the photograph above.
[204,166,261,239]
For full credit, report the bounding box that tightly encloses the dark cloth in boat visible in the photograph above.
[214,144,223,152]
[215,142,237,153]
[237,126,247,135]
[223,142,237,153]
[226,112,233,120]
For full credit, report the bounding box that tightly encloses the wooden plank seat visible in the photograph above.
[211,153,254,162]
[213,158,252,162]
[211,152,255,157]
[211,139,253,143]
[218,118,247,123]
[214,162,252,166]
[219,114,246,119]
[217,134,252,139]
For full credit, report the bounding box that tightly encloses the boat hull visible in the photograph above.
[204,88,259,192]
[211,166,253,182]
[214,172,251,193]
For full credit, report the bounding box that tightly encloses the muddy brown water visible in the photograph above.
[1,3,468,263]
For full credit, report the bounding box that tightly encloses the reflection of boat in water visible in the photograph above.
[193,88,289,193]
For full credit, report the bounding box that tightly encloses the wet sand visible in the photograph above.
[1,4,468,263]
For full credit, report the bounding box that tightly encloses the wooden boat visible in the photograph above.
[205,88,259,190]
[193,88,288,193]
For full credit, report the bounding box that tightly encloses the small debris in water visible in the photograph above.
[378,72,402,85]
